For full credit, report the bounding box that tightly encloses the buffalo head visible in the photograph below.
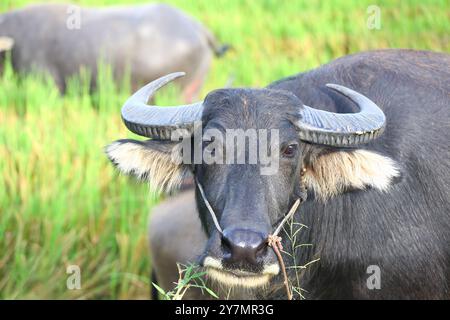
[107,72,388,289]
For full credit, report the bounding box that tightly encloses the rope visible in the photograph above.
[195,176,223,234]
[267,234,292,300]
[272,199,301,237]
[266,198,301,300]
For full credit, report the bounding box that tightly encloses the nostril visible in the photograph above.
[256,240,268,258]
[221,234,232,253]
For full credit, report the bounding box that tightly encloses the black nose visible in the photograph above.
[221,228,267,266]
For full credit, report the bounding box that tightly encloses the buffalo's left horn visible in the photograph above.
[297,84,386,146]
[121,72,203,140]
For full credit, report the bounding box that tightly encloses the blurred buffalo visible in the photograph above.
[0,3,228,101]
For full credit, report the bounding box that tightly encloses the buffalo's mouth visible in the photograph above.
[203,256,280,288]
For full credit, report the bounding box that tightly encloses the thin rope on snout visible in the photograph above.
[195,176,223,234]
[267,198,300,301]
[271,198,301,238]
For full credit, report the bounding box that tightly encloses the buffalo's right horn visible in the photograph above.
[121,72,203,140]
[297,84,386,146]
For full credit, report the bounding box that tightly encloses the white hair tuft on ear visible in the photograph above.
[304,149,400,201]
[106,140,189,193]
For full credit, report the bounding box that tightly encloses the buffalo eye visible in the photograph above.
[281,144,298,158]
[203,138,216,157]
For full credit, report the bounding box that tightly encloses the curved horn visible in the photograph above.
[121,72,203,140]
[298,84,386,146]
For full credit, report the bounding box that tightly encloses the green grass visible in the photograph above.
[0,0,449,299]
[152,263,218,300]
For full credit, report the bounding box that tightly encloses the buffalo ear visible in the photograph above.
[105,139,190,193]
[303,148,401,201]
[0,37,14,52]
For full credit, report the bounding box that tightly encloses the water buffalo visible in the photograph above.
[0,3,228,100]
[107,49,450,299]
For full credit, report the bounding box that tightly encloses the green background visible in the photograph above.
[0,0,448,299]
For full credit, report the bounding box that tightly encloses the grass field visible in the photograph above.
[0,0,449,299]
